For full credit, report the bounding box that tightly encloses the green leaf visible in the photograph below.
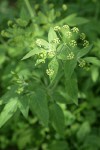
[0,98,18,128]
[64,59,77,79]
[36,39,49,49]
[48,27,58,43]
[57,44,68,60]
[58,14,89,26]
[49,103,65,135]
[77,121,91,142]
[22,47,41,60]
[0,85,18,105]
[77,45,93,58]
[84,57,100,67]
[48,141,69,150]
[38,12,48,24]
[48,57,59,82]
[65,74,78,105]
[18,96,29,118]
[91,66,99,82]
[29,89,49,126]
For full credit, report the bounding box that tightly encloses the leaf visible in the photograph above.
[48,57,59,82]
[57,44,69,60]
[65,74,78,105]
[84,57,100,67]
[29,89,49,126]
[77,121,91,142]
[48,27,58,43]
[58,14,89,26]
[18,96,29,118]
[49,103,65,135]
[0,98,18,128]
[77,45,93,58]
[91,66,99,82]
[0,85,18,105]
[22,47,41,60]
[48,141,69,150]
[36,39,49,49]
[38,12,48,24]
[64,59,77,79]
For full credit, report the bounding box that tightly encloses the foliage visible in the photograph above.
[0,0,100,149]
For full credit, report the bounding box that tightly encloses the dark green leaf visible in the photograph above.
[18,96,29,118]
[49,103,65,135]
[29,89,49,126]
[65,74,78,105]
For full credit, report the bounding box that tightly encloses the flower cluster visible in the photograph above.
[78,59,86,67]
[53,38,60,44]
[80,33,86,40]
[46,68,54,76]
[71,27,79,33]
[67,52,74,60]
[83,40,89,47]
[69,40,77,47]
[36,39,42,47]
[62,25,69,29]
[54,26,61,31]
[35,51,47,65]
[66,31,72,38]
[47,51,55,58]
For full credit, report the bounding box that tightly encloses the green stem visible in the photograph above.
[24,0,34,19]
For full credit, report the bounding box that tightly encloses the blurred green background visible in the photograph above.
[0,0,100,150]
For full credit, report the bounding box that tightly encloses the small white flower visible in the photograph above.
[69,40,77,47]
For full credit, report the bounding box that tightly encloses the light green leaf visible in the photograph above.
[36,39,49,49]
[29,89,49,126]
[0,98,18,128]
[65,74,78,105]
[18,96,29,118]
[22,47,41,60]
[48,57,59,82]
[91,66,99,82]
[84,57,100,67]
[77,45,93,58]
[49,103,65,135]
[48,27,58,43]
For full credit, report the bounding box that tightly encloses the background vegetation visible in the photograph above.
[0,0,100,150]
